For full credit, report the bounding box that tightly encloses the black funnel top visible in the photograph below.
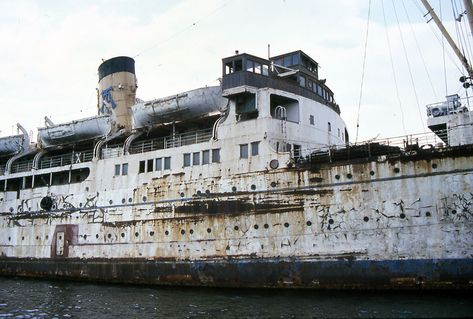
[98,56,135,81]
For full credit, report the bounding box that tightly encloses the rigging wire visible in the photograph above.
[456,0,473,67]
[391,0,426,133]
[451,0,471,70]
[381,0,407,134]
[412,0,464,74]
[133,0,233,59]
[401,0,438,101]
[354,0,371,144]
[440,0,449,96]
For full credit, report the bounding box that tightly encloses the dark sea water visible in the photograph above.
[0,277,472,318]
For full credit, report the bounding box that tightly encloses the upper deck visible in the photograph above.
[222,50,340,114]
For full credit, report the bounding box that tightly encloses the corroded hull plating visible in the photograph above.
[1,147,472,289]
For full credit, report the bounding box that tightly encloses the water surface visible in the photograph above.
[0,277,472,318]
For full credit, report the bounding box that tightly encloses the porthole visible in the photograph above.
[46,235,49,240]
[335,175,340,180]
[205,190,210,195]
[85,187,89,192]
[8,237,11,241]
[234,226,239,231]
[128,198,132,203]
[347,173,352,179]
[96,234,99,239]
[264,224,269,229]
[135,232,139,237]
[150,231,155,236]
[328,219,334,225]
[181,229,185,235]
[363,216,369,222]
[284,222,289,228]
[9,207,13,213]
[432,163,438,169]
[306,221,312,226]
[165,230,169,236]
[207,228,211,233]
[369,170,375,176]
[36,236,39,240]
[79,202,83,207]
[269,159,279,169]
[107,234,112,239]
[122,198,126,204]
[22,236,25,241]
[109,200,113,205]
[254,224,259,230]
[142,196,147,202]
[251,184,256,190]
[180,192,185,198]
[83,235,87,240]
[197,190,202,196]
[425,211,431,217]
[451,210,457,215]
[400,213,406,219]
[394,167,400,174]
[270,181,277,188]
[190,229,194,234]
[232,186,237,192]
[121,233,125,238]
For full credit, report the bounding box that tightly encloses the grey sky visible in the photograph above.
[0,0,469,142]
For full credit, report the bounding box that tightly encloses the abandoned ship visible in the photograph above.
[1,3,472,290]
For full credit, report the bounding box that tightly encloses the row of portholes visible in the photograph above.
[333,163,438,180]
[179,182,280,198]
[5,211,435,243]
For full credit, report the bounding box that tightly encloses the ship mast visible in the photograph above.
[420,0,473,79]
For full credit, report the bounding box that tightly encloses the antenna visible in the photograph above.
[268,44,271,59]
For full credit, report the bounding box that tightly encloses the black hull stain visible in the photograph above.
[0,257,472,289]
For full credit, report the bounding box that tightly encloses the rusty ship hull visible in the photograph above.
[1,143,472,289]
[1,50,473,289]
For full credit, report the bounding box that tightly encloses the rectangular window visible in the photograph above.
[139,160,145,173]
[240,144,248,158]
[292,53,300,65]
[283,55,291,67]
[183,153,191,167]
[310,115,314,125]
[338,128,341,137]
[298,75,306,87]
[164,157,171,170]
[294,144,301,158]
[192,152,200,165]
[234,59,242,71]
[254,62,262,74]
[251,141,259,156]
[114,164,120,176]
[122,163,128,175]
[155,158,162,171]
[246,60,254,72]
[202,150,210,164]
[262,64,269,76]
[328,122,332,132]
[147,159,153,172]
[307,80,313,90]
[212,149,220,163]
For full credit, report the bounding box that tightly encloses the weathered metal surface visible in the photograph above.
[131,86,227,128]
[38,115,111,148]
[0,257,472,289]
[0,134,23,155]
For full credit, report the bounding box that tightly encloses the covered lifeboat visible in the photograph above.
[0,134,24,156]
[38,115,112,148]
[131,86,228,129]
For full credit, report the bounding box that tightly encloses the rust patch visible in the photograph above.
[50,224,78,258]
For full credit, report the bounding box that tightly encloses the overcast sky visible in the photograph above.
[0,0,470,142]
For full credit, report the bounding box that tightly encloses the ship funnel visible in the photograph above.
[98,56,137,131]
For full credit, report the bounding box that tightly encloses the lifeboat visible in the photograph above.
[0,134,24,156]
[38,115,112,148]
[132,86,228,129]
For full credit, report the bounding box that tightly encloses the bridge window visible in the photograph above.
[139,160,145,173]
[122,163,129,175]
[298,75,306,87]
[310,115,314,125]
[146,159,153,172]
[193,152,200,165]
